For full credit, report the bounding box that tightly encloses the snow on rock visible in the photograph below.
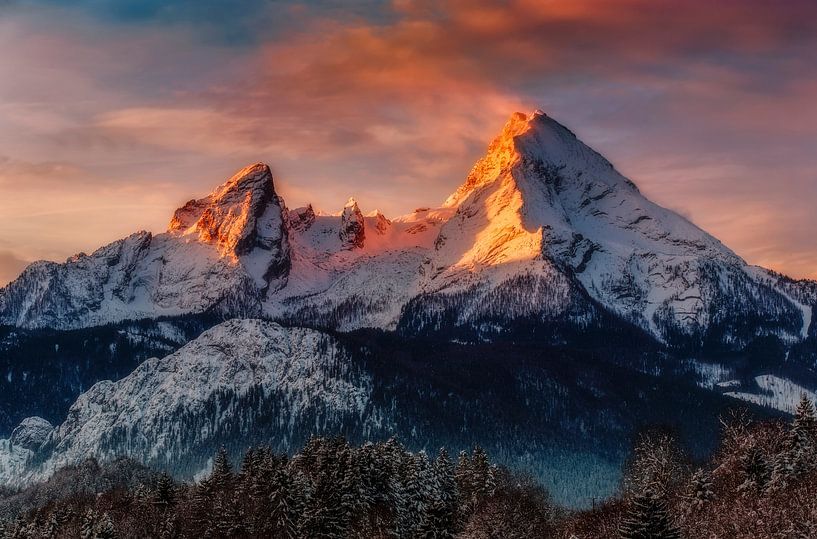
[339,198,365,249]
[288,205,316,232]
[1,111,815,349]
[0,319,377,487]
[0,165,290,329]
[416,111,813,345]
[724,375,817,414]
[0,439,32,484]
[9,417,53,451]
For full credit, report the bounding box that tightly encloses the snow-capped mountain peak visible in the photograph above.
[414,110,813,345]
[1,110,814,348]
[167,162,285,259]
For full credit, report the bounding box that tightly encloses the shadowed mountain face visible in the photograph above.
[0,318,774,507]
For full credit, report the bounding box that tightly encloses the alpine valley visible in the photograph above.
[2,111,816,506]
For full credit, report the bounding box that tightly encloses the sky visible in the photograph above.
[1,0,816,285]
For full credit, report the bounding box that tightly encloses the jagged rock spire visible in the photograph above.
[339,197,365,248]
[168,163,284,259]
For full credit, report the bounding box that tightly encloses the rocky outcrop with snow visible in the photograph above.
[0,319,380,487]
[339,198,366,249]
[9,417,52,452]
[0,164,289,329]
[1,112,814,349]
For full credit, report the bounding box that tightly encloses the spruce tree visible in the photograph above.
[455,450,475,524]
[211,446,233,490]
[240,447,260,486]
[793,394,817,444]
[80,510,99,539]
[470,447,495,504]
[686,468,715,512]
[791,394,817,474]
[95,513,116,539]
[153,472,176,510]
[42,513,60,539]
[421,448,458,539]
[266,468,299,539]
[739,446,770,493]
[768,449,794,492]
[619,489,681,539]
[132,483,150,507]
[157,516,179,539]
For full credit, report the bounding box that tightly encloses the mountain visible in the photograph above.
[0,164,288,329]
[0,318,766,506]
[0,315,217,435]
[1,111,814,353]
[405,111,815,349]
[2,110,817,506]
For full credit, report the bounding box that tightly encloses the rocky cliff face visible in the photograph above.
[339,198,366,249]
[0,319,379,487]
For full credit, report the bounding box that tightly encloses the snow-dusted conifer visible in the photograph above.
[211,446,233,489]
[619,489,680,539]
[80,510,99,539]
[153,472,176,510]
[739,446,770,494]
[267,468,299,538]
[95,513,116,539]
[791,394,817,474]
[686,468,715,512]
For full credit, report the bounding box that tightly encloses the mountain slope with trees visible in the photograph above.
[2,396,815,538]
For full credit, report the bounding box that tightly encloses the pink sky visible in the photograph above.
[1,0,816,284]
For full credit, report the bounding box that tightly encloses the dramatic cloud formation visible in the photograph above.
[1,0,816,284]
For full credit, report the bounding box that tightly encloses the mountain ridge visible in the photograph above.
[1,110,814,351]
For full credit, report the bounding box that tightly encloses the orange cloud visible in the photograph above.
[1,0,817,281]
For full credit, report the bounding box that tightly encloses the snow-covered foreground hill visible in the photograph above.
[2,111,815,352]
[0,318,777,507]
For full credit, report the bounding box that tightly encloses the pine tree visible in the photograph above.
[791,394,817,474]
[95,513,116,539]
[211,446,233,490]
[80,510,99,539]
[619,489,681,539]
[37,509,70,539]
[470,447,495,504]
[132,483,150,507]
[240,447,259,484]
[420,448,458,539]
[792,394,817,446]
[455,450,475,525]
[768,449,794,492]
[301,443,349,539]
[42,512,60,539]
[157,515,179,539]
[153,472,176,510]
[686,468,715,512]
[739,446,770,494]
[263,468,299,539]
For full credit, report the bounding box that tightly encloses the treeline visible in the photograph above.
[0,438,556,538]
[565,394,817,538]
[2,396,817,538]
